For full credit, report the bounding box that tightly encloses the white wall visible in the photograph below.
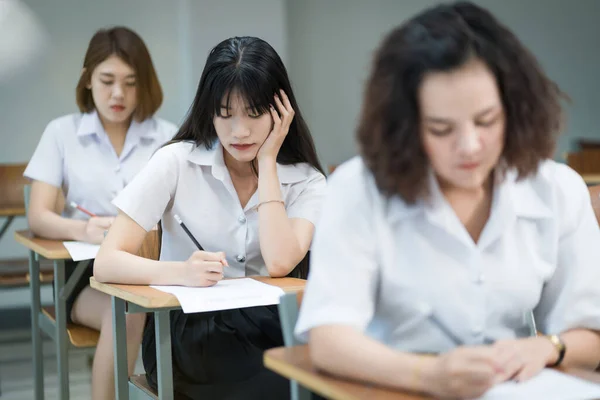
[287,0,600,168]
[0,0,286,307]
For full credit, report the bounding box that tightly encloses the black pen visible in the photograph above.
[174,214,204,250]
[174,214,228,266]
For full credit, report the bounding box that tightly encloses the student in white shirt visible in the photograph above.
[24,27,176,400]
[95,36,326,399]
[295,2,600,399]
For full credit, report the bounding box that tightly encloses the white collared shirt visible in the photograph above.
[24,111,177,219]
[295,156,600,353]
[112,141,327,277]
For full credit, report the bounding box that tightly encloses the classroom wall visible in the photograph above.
[287,0,600,167]
[0,0,286,308]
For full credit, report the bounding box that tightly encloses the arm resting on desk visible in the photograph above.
[94,211,185,285]
[28,180,87,241]
[559,329,600,370]
[309,325,435,395]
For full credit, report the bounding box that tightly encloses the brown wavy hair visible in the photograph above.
[357,1,565,203]
[76,26,163,121]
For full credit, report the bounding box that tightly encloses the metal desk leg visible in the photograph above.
[113,297,129,400]
[53,260,69,400]
[0,216,14,241]
[29,251,44,400]
[155,311,173,400]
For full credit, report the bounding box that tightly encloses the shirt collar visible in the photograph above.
[386,166,553,247]
[187,141,313,183]
[76,110,157,139]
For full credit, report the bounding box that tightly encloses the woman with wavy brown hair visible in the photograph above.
[296,2,600,398]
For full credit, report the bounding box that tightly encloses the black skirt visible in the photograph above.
[142,305,290,400]
[52,260,94,324]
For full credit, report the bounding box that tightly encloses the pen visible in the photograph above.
[70,201,97,217]
[174,214,203,250]
[416,303,464,346]
[429,313,464,346]
[174,214,228,266]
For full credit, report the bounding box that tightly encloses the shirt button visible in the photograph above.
[472,326,484,336]
[114,165,121,172]
[235,255,246,263]
[474,273,485,284]
[238,215,247,224]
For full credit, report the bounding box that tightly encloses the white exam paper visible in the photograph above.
[63,241,100,261]
[151,278,285,314]
[477,369,600,400]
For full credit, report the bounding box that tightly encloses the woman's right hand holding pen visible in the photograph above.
[83,216,115,244]
[182,251,228,287]
[424,346,511,399]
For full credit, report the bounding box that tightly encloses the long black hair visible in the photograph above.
[170,36,324,175]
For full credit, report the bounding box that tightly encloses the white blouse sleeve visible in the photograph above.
[534,165,600,334]
[112,144,179,231]
[24,119,64,187]
[286,171,327,226]
[295,158,379,342]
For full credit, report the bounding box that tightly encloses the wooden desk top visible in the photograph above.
[265,346,426,400]
[89,276,306,309]
[0,206,25,217]
[264,345,600,400]
[14,230,71,260]
[583,174,600,185]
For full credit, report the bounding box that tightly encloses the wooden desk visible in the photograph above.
[14,230,93,400]
[583,174,600,186]
[265,345,600,400]
[265,346,427,400]
[90,276,306,400]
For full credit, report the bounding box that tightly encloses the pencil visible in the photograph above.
[69,201,97,218]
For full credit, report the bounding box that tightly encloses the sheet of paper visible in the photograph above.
[477,369,600,400]
[151,278,285,313]
[63,241,100,261]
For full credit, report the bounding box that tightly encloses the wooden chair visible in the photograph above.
[278,290,310,400]
[589,185,600,225]
[0,163,38,286]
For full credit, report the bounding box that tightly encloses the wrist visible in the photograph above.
[72,219,88,242]
[257,156,277,169]
[544,335,566,367]
[412,355,437,394]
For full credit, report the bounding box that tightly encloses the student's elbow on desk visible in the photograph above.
[265,260,296,277]
[308,326,347,372]
[93,247,116,283]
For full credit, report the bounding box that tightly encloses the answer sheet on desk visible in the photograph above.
[477,368,600,400]
[151,278,285,313]
[63,241,100,261]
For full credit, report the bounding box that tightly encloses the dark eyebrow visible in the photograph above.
[219,105,260,110]
[424,105,500,124]
[99,72,136,79]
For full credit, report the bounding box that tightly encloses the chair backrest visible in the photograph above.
[589,185,600,225]
[136,227,161,261]
[278,290,304,347]
[23,184,31,217]
[0,163,28,213]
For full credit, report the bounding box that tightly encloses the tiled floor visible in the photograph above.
[0,328,144,399]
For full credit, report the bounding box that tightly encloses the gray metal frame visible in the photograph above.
[28,248,92,400]
[112,300,179,399]
[278,292,311,400]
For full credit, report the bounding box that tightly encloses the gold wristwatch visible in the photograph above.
[546,334,566,367]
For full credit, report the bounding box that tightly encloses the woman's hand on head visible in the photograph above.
[181,251,229,287]
[257,89,295,163]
